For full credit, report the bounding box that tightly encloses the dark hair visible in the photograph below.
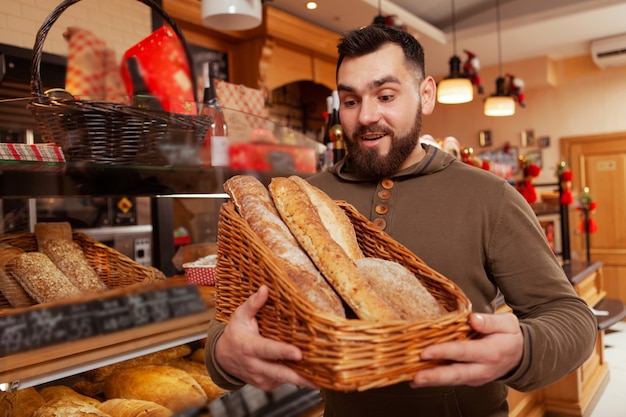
[336,24,425,80]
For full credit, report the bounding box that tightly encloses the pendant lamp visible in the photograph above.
[484,0,515,116]
[437,0,473,104]
[202,0,262,31]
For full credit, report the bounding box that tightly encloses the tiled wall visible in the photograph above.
[0,0,151,60]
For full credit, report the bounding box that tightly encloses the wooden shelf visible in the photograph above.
[0,309,212,391]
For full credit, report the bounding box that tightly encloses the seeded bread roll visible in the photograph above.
[0,244,35,307]
[269,177,401,321]
[8,252,81,303]
[97,399,173,417]
[224,175,345,317]
[38,239,107,293]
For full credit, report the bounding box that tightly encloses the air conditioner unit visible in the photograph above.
[591,33,626,69]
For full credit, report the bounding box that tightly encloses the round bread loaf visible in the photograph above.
[354,258,445,321]
[97,398,172,417]
[103,365,207,413]
[33,397,111,417]
[0,386,45,417]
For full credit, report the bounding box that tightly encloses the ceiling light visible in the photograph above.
[437,0,473,104]
[201,0,263,31]
[484,0,515,116]
[306,2,318,10]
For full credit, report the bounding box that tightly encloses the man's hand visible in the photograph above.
[215,285,318,391]
[411,312,523,388]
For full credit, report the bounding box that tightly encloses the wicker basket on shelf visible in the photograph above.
[0,232,164,309]
[27,0,211,166]
[215,200,474,392]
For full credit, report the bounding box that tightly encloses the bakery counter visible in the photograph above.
[0,278,214,392]
[500,261,609,417]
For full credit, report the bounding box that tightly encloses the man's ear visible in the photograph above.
[420,76,437,115]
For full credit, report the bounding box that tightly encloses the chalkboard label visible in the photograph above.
[127,288,171,326]
[63,301,100,341]
[167,285,206,318]
[0,313,30,356]
[26,305,68,350]
[95,297,134,334]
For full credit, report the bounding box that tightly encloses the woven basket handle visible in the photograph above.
[30,0,197,102]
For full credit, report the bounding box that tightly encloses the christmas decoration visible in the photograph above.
[557,161,574,205]
[462,50,484,94]
[505,73,526,107]
[576,187,598,234]
[461,147,490,171]
[515,154,541,203]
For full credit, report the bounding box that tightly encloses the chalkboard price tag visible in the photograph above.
[127,289,171,327]
[63,301,99,341]
[0,313,30,356]
[167,285,206,318]
[95,296,134,334]
[26,305,69,350]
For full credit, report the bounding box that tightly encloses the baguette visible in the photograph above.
[38,239,107,293]
[288,175,364,260]
[7,252,81,303]
[224,175,345,317]
[269,177,401,321]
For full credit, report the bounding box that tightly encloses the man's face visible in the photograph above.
[336,43,426,177]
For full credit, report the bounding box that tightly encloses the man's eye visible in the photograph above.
[343,99,358,107]
[379,95,394,102]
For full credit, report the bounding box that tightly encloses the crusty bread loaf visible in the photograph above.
[103,365,207,414]
[224,175,345,317]
[82,345,192,382]
[7,252,81,303]
[97,398,173,417]
[166,358,227,401]
[33,397,111,417]
[39,385,101,408]
[354,258,445,320]
[288,175,364,261]
[269,177,401,321]
[38,239,107,293]
[0,244,35,307]
[34,222,73,247]
[0,386,46,417]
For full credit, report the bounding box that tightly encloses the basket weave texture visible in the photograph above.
[27,0,211,166]
[0,232,165,309]
[215,200,474,392]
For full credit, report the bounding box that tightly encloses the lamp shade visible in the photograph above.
[202,0,262,31]
[484,95,515,116]
[437,77,474,104]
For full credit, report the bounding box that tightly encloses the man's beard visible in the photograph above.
[345,113,422,178]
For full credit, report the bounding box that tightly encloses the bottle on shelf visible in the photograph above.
[328,90,346,163]
[200,62,229,168]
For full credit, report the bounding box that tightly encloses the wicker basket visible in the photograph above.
[215,200,474,392]
[0,232,165,309]
[27,0,211,166]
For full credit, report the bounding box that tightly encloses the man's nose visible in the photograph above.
[358,99,380,125]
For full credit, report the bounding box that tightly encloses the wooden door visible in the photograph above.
[561,132,626,304]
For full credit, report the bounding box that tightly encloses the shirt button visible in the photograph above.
[381,178,394,189]
[373,218,387,230]
[377,190,391,200]
[375,204,389,215]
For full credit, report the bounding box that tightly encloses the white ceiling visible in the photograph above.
[266,0,626,77]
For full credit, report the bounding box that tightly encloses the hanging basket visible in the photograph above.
[27,0,211,166]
